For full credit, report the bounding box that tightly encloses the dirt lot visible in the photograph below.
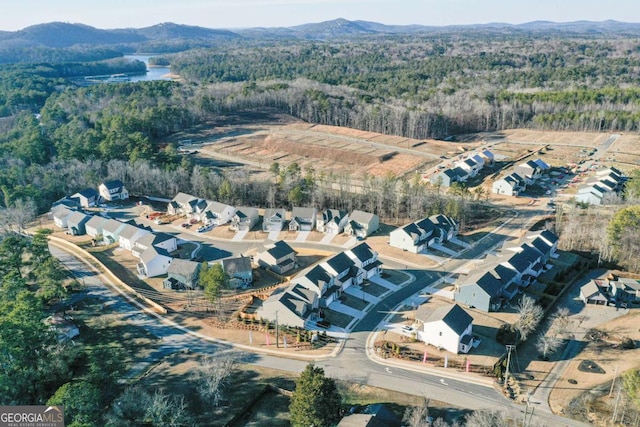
[549,310,640,416]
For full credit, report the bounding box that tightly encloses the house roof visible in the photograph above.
[264,208,286,220]
[349,210,377,224]
[580,281,607,299]
[135,232,175,249]
[347,242,376,263]
[291,207,316,219]
[173,192,197,205]
[67,210,90,225]
[102,218,126,234]
[119,223,149,240]
[321,209,347,224]
[539,230,559,244]
[279,286,312,318]
[206,201,234,215]
[421,304,473,336]
[235,207,258,219]
[325,252,355,275]
[304,265,333,287]
[222,256,252,275]
[493,264,517,284]
[288,283,317,304]
[102,179,124,190]
[52,206,74,219]
[520,244,542,264]
[74,188,98,199]
[464,158,478,168]
[481,149,495,159]
[167,258,200,277]
[505,252,531,273]
[452,166,469,178]
[534,159,550,170]
[530,237,552,255]
[265,240,296,259]
[86,215,109,229]
[140,246,171,265]
[52,197,81,209]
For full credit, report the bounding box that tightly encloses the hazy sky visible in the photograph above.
[1,0,640,31]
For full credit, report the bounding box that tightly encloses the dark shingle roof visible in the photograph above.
[506,252,530,273]
[222,256,252,275]
[75,188,98,198]
[424,304,473,336]
[540,230,559,244]
[305,265,332,286]
[266,240,296,259]
[347,243,376,263]
[325,252,354,275]
[102,180,124,190]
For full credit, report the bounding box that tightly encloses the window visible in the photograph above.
[439,331,442,336]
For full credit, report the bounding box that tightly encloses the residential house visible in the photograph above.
[262,208,287,232]
[289,207,317,231]
[452,166,470,183]
[608,277,640,304]
[167,192,199,216]
[428,214,458,243]
[533,230,559,255]
[322,252,358,289]
[163,259,201,290]
[389,221,433,253]
[230,207,259,231]
[118,223,151,251]
[580,280,609,305]
[416,304,474,354]
[533,159,551,171]
[492,173,526,196]
[101,219,128,244]
[85,215,110,238]
[52,206,74,229]
[66,211,91,236]
[256,240,297,275]
[221,256,253,288]
[258,284,319,328]
[132,232,177,259]
[202,201,235,225]
[136,246,173,278]
[575,184,608,205]
[51,196,80,210]
[455,270,504,312]
[514,160,544,184]
[317,209,349,234]
[71,188,99,208]
[457,157,482,177]
[295,265,339,307]
[344,210,379,238]
[99,180,129,202]
[345,243,382,280]
[480,149,495,166]
[429,168,458,188]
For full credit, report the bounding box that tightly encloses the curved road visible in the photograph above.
[49,205,587,426]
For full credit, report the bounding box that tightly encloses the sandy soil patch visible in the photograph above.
[548,310,640,414]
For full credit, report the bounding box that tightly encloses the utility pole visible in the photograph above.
[504,345,515,385]
[609,366,618,397]
[275,310,279,348]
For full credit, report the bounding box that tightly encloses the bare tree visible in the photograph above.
[514,296,543,341]
[536,334,563,360]
[464,409,509,427]
[403,398,431,427]
[550,307,573,337]
[197,354,237,406]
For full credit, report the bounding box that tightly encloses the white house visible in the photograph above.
[71,188,99,208]
[101,219,128,244]
[316,209,349,234]
[52,206,74,229]
[99,180,129,202]
[137,247,173,278]
[262,208,287,232]
[416,304,474,354]
[132,232,178,259]
[345,242,382,279]
[456,157,482,177]
[85,215,110,238]
[168,192,199,215]
[118,223,151,251]
[344,210,379,238]
[230,207,259,231]
[389,220,435,253]
[202,201,235,225]
[492,173,526,196]
[514,160,544,184]
[289,207,317,231]
[258,284,319,328]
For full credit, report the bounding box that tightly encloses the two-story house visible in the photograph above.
[262,208,287,232]
[316,209,349,234]
[256,240,297,275]
[289,207,317,231]
[230,207,259,231]
[99,180,129,202]
[344,210,379,238]
[415,304,474,354]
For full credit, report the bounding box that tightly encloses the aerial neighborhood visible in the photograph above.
[6,12,640,426]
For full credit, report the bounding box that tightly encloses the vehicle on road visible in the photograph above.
[197,224,213,233]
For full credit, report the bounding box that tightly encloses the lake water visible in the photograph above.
[124,55,173,82]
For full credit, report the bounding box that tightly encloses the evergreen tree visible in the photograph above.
[289,364,342,427]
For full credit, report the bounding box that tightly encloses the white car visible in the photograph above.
[197,224,213,233]
[401,325,415,334]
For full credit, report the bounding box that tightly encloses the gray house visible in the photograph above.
[221,256,253,288]
[101,219,128,244]
[258,284,318,328]
[289,207,317,231]
[66,211,92,236]
[344,210,379,238]
[230,207,259,231]
[455,270,504,312]
[256,240,297,275]
[85,215,110,238]
[262,208,287,232]
[164,259,201,290]
[71,188,99,208]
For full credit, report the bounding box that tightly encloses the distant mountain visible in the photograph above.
[0,21,241,50]
[2,18,640,52]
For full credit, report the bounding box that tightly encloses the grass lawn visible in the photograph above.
[382,269,411,286]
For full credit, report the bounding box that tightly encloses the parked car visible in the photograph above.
[197,224,213,233]
[401,325,415,334]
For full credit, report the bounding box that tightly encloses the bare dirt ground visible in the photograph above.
[606,133,640,168]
